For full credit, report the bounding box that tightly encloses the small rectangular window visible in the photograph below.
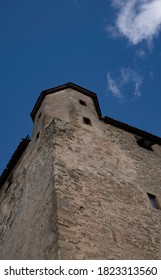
[79,100,87,106]
[147,193,159,209]
[137,138,153,151]
[83,117,92,126]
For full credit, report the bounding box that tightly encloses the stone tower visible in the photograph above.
[0,82,161,259]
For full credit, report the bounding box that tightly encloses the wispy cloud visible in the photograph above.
[107,68,143,101]
[108,0,161,45]
[107,73,124,101]
[135,49,146,58]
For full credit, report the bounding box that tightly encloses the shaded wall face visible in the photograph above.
[0,125,58,260]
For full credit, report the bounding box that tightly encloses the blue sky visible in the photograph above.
[0,0,161,173]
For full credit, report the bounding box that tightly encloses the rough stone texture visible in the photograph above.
[0,124,58,259]
[1,88,161,259]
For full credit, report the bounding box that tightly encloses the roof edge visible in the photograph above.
[31,82,102,121]
[102,116,161,145]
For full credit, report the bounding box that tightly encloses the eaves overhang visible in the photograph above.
[31,82,102,122]
[102,116,161,145]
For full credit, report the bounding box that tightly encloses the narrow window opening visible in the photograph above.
[79,100,87,106]
[147,193,159,209]
[38,112,42,119]
[137,137,154,151]
[36,132,40,139]
[83,117,92,126]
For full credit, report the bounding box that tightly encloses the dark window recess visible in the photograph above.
[36,132,40,139]
[137,137,154,151]
[38,112,42,119]
[79,206,84,212]
[147,193,159,209]
[79,100,87,106]
[83,117,92,126]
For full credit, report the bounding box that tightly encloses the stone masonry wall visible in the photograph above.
[54,115,161,259]
[0,87,161,259]
[0,123,58,259]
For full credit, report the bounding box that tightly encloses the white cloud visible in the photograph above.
[121,68,143,97]
[109,0,161,45]
[107,72,124,100]
[107,68,143,101]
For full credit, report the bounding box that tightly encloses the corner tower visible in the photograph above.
[31,82,101,138]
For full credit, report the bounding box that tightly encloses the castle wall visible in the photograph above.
[1,87,161,259]
[50,90,161,259]
[0,125,58,259]
[55,116,161,259]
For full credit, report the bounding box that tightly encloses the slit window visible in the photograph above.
[36,132,40,139]
[83,117,92,126]
[147,193,159,209]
